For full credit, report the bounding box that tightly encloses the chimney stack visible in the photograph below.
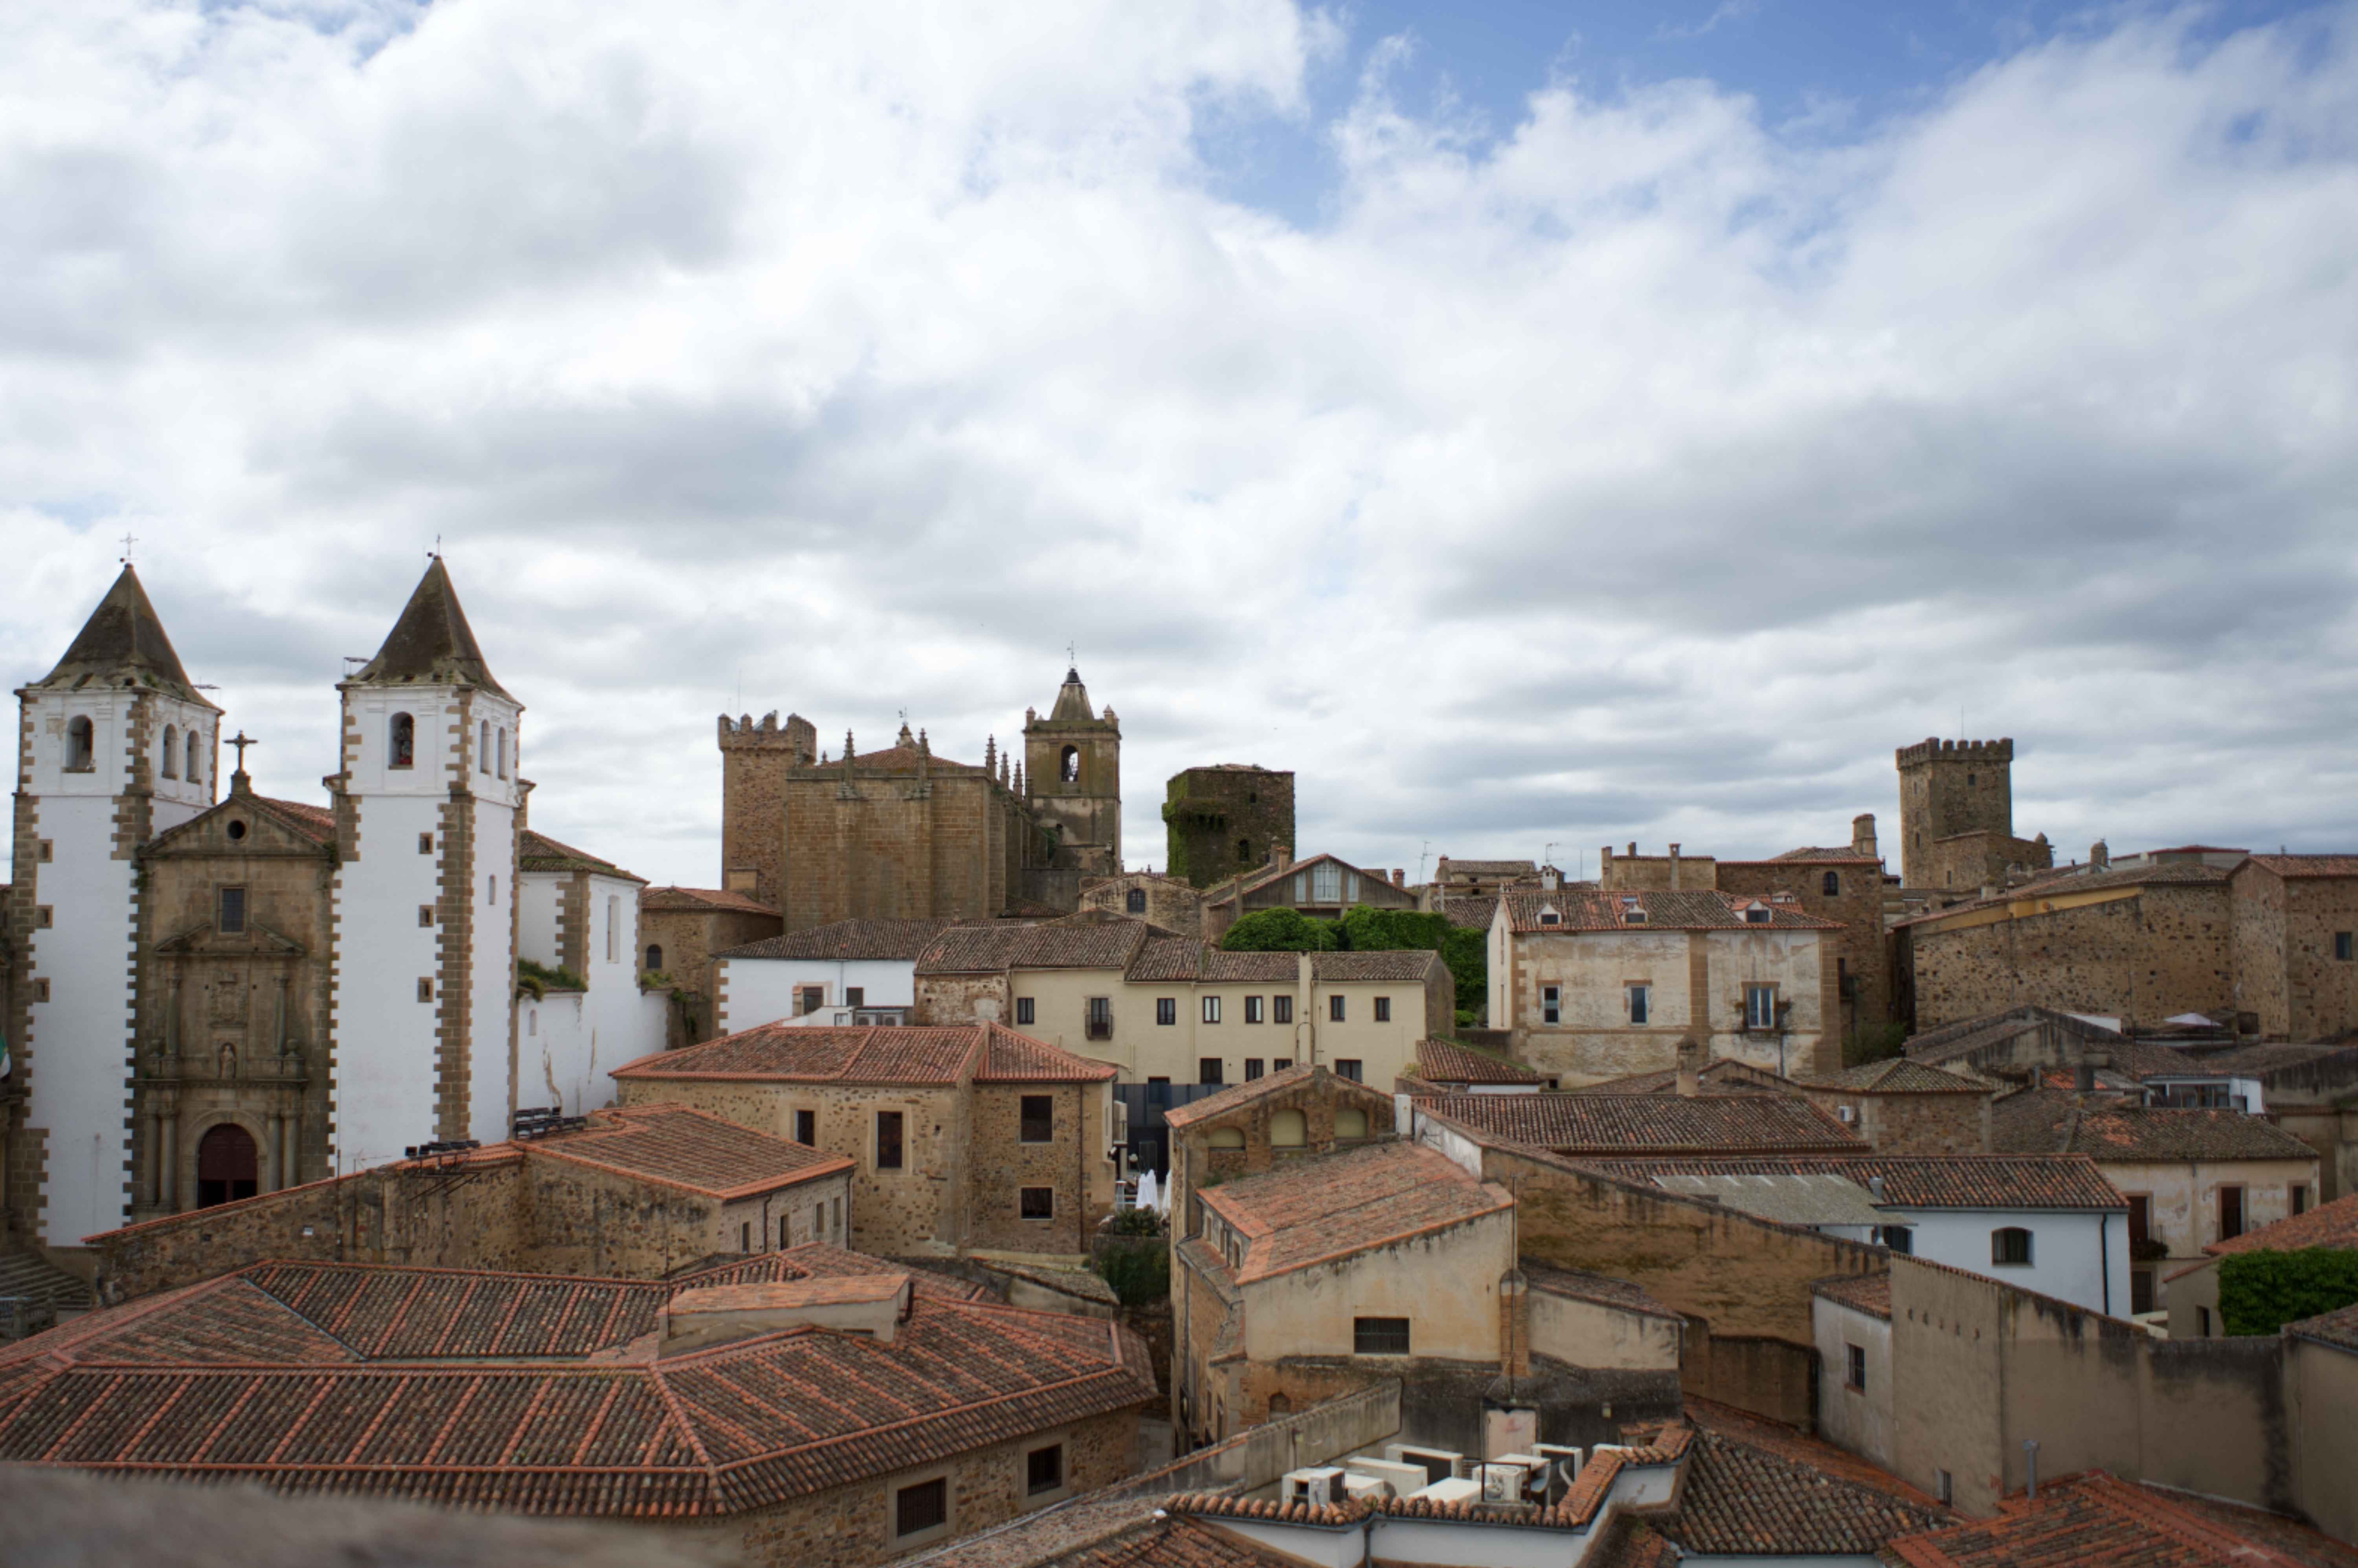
[1852,813,1877,859]
[1669,843,1683,889]
[1540,865,1560,892]
[1272,845,1292,870]
[1392,868,1405,888]
[1675,1036,1704,1098]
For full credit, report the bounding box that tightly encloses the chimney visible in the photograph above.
[1675,1036,1704,1098]
[1272,845,1293,870]
[1540,865,1560,892]
[1669,843,1682,889]
[1628,842,1638,857]
[1852,813,1877,859]
[1392,868,1405,888]
[2090,839,2110,871]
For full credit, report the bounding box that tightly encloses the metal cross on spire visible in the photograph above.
[119,531,138,565]
[228,731,257,772]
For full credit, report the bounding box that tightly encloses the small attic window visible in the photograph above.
[227,820,247,841]
[1127,887,1146,913]
[1744,902,1771,924]
[1538,905,1561,926]
[1620,897,1647,924]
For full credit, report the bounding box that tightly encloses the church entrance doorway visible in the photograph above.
[196,1124,259,1208]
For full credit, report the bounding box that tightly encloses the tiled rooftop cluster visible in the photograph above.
[1192,1142,1511,1284]
[613,1022,1115,1087]
[1418,1091,1866,1155]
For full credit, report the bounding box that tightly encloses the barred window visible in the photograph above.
[1353,1316,1410,1355]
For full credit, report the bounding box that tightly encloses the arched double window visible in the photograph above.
[389,713,415,769]
[162,725,179,778]
[65,716,95,771]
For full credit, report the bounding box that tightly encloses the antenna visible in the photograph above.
[430,534,442,560]
[1543,841,1558,871]
[1416,839,1431,884]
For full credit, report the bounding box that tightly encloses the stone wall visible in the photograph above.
[1162,767,1293,890]
[1906,881,2235,1032]
[1715,858,1892,1045]
[1895,738,2016,888]
[2234,862,2358,1040]
[1080,874,1205,938]
[1791,1086,1990,1155]
[966,1081,1112,1258]
[645,905,782,1045]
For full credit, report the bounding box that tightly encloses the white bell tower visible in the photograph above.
[8,565,221,1250]
[327,557,521,1170]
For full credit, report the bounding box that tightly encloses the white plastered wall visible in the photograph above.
[467,790,517,1146]
[1893,1208,2130,1316]
[716,957,916,1033]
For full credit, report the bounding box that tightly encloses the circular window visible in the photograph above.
[226,821,247,841]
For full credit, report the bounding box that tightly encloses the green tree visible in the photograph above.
[1220,907,1341,951]
[1339,905,1487,1020]
[2217,1247,2358,1336]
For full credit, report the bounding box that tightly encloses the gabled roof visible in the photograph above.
[2238,854,2358,879]
[1583,1058,1794,1096]
[916,918,1155,974]
[147,792,337,854]
[1441,859,1538,877]
[493,1103,849,1200]
[519,828,643,883]
[2286,1300,2358,1354]
[1884,1470,2346,1567]
[1421,1092,1864,1156]
[1813,1272,1893,1319]
[348,557,510,698]
[1499,889,1842,933]
[640,885,778,916]
[1798,1058,1991,1094]
[1637,1419,1948,1557]
[1990,1091,2319,1162]
[1192,1142,1511,1285]
[1208,851,1392,906]
[1313,949,1442,982]
[612,1023,1113,1086]
[1574,1154,2125,1211]
[1520,1261,1683,1320]
[718,918,963,963]
[1655,1171,1889,1227]
[1442,895,1502,929]
[2195,1191,2358,1267]
[1162,1063,1389,1129]
[0,1249,1155,1518]
[29,565,213,707]
[1904,1004,2130,1067]
[1416,1037,1544,1085]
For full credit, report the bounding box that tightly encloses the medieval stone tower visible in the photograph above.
[717,711,818,910]
[329,559,521,1166]
[1162,765,1295,887]
[1023,668,1122,883]
[7,567,221,1247]
[1895,737,2049,889]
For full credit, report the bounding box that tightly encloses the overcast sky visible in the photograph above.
[6,0,2356,890]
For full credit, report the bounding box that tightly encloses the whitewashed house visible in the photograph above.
[516,829,668,1116]
[710,918,957,1034]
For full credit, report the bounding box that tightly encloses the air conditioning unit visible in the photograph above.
[1409,1476,1482,1505]
[1284,1467,1345,1508]
[1492,1454,1553,1500]
[1345,1458,1429,1496]
[1476,1461,1536,1504]
[1532,1443,1583,1499]
[1341,1474,1392,1504]
[1385,1445,1464,1486]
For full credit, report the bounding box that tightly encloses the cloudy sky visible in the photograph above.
[6,0,2355,890]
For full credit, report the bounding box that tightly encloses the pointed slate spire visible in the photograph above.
[1047,666,1098,724]
[350,557,510,698]
[35,564,211,706]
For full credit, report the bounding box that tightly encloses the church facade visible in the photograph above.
[718,668,1124,932]
[5,561,660,1261]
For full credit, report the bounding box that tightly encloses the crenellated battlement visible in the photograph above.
[1895,736,2014,768]
[717,711,817,763]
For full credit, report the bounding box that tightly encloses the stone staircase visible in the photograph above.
[0,1248,95,1342]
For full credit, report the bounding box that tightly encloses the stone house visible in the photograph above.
[638,885,785,1045]
[1990,1090,2320,1318]
[1159,1063,1397,1228]
[2229,855,2358,1041]
[84,1101,854,1300]
[1160,764,1294,890]
[2164,1191,2358,1341]
[1407,1091,1866,1165]
[913,918,1451,1090]
[611,1022,1118,1262]
[711,916,961,1034]
[1431,857,1548,898]
[1487,888,1845,1083]
[1078,871,1205,937]
[515,826,666,1117]
[0,1246,1157,1565]
[1196,850,1419,942]
[1789,1057,1995,1154]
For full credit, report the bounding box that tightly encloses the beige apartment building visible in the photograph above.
[913,918,1449,1087]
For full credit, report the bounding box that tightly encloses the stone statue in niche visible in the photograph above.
[218,1044,237,1080]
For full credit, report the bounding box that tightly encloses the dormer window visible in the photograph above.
[1620,897,1646,925]
[162,725,179,779]
[65,716,94,772]
[1744,902,1771,924]
[1538,905,1561,926]
[389,713,415,769]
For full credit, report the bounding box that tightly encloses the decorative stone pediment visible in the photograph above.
[155,921,307,960]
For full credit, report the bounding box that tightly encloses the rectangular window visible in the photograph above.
[1311,863,1343,902]
[1244,995,1263,1023]
[2338,932,2354,961]
[1328,995,1346,1022]
[1201,995,1222,1024]
[832,1196,841,1234]
[1541,984,1561,1025]
[1935,1470,1953,1506]
[845,986,864,1007]
[2198,1305,2213,1337]
[1335,1059,1362,1082]
[2127,1195,2150,1247]
[1992,1227,2033,1265]
[1198,1058,1224,1085]
[31,978,50,1004]
[1374,996,1391,1022]
[896,1478,948,1539]
[417,977,433,1002]
[34,906,52,928]
[2132,1269,2156,1315]
[1272,1058,1292,1070]
[1015,996,1035,1026]
[605,896,620,963]
[740,1221,751,1252]
[217,886,247,935]
[795,1109,817,1145]
[2219,1185,2244,1241]
[813,1203,823,1240]
[418,905,433,929]
[418,832,433,855]
[2293,1183,2311,1216]
[1273,995,1293,1025]
[1020,1186,1055,1220]
[876,1111,905,1171]
[781,1215,793,1248]
[487,874,497,907]
[1353,1316,1410,1355]
[1086,997,1112,1039]
[1745,984,1776,1029]
[1244,1058,1264,1080]
[1027,1443,1065,1497]
[1157,997,1177,1026]
[1846,1343,1866,1391]
[797,985,825,1016]
[1020,1094,1054,1143]
[1627,984,1651,1025]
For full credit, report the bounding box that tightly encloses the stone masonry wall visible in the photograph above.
[1792,1087,1991,1155]
[1715,859,1892,1044]
[1162,767,1294,889]
[1908,881,2234,1031]
[967,1082,1104,1257]
[1895,738,2015,888]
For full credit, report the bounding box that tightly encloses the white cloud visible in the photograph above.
[4,0,2356,890]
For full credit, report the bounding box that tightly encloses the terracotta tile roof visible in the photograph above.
[1990,1091,2319,1162]
[1162,1063,1312,1128]
[1124,936,1208,982]
[1421,1092,1864,1155]
[518,829,642,882]
[2285,1300,2358,1354]
[1572,1154,2124,1210]
[1885,1470,2339,1567]
[673,1245,993,1304]
[247,795,338,845]
[1813,1272,1893,1319]
[1200,949,1299,982]
[2152,1490,2358,1568]
[1760,846,1883,863]
[1417,1037,1543,1085]
[918,920,1152,973]
[0,1250,1154,1518]
[717,918,962,962]
[1442,895,1501,929]
[1892,862,2235,929]
[505,1103,852,1200]
[1797,1058,1991,1094]
[1582,1059,1794,1096]
[1311,950,1441,982]
[2205,1192,2358,1262]
[1442,859,1539,877]
[2240,854,2358,878]
[1192,1142,1512,1283]
[1043,1513,1306,1568]
[614,1023,1108,1086]
[1500,889,1844,933]
[667,1274,907,1314]
[1519,1261,1683,1320]
[1647,1423,1948,1556]
[639,886,777,916]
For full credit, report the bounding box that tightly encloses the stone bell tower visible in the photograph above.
[1023,667,1122,883]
